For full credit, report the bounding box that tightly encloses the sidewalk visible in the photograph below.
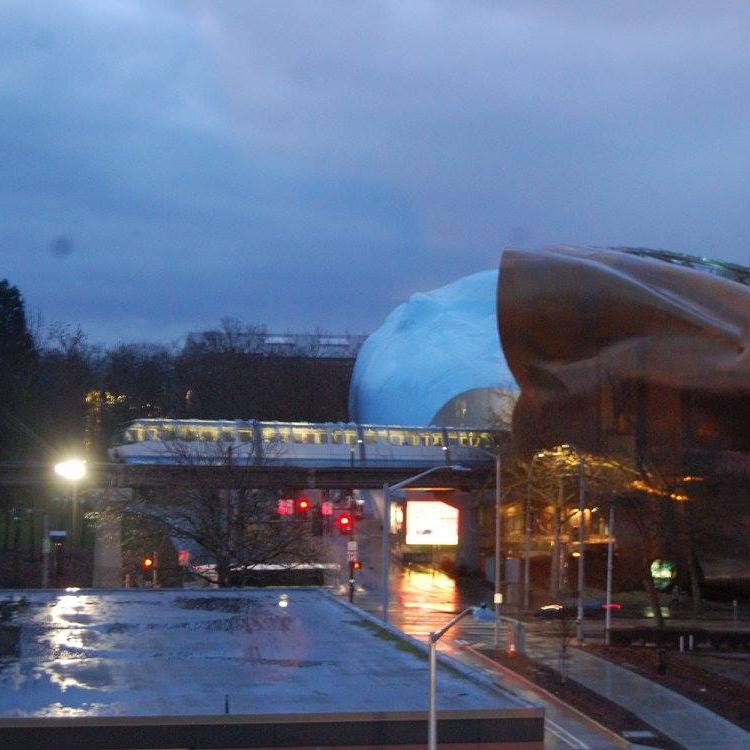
[521,636,750,750]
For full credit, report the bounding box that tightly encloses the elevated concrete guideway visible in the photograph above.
[0,461,493,490]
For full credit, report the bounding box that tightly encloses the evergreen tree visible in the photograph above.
[0,280,38,460]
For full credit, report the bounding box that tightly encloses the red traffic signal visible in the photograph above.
[141,555,155,571]
[352,560,362,570]
[296,497,311,515]
[335,512,354,534]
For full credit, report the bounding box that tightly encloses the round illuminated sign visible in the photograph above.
[650,559,677,591]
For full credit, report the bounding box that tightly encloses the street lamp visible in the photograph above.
[523,451,547,611]
[528,445,586,644]
[428,606,488,750]
[605,499,615,646]
[471,446,504,647]
[54,459,87,549]
[560,445,586,646]
[381,464,470,623]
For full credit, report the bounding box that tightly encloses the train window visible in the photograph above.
[446,431,460,445]
[363,429,378,445]
[479,433,493,447]
[404,431,420,446]
[432,432,444,446]
[388,430,406,446]
[200,429,217,442]
[220,429,235,442]
[162,425,176,441]
[276,427,291,443]
[146,427,159,440]
[419,432,431,446]
[178,427,198,441]
[293,428,322,444]
[123,428,137,443]
[331,429,354,444]
[238,429,253,443]
[261,427,276,443]
[377,429,388,444]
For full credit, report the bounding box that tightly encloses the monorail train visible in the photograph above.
[108,419,500,468]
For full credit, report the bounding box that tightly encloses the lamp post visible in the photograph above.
[54,459,87,548]
[524,452,547,611]
[472,446,503,647]
[381,464,469,623]
[605,500,615,646]
[560,444,586,646]
[429,606,482,750]
[530,446,586,642]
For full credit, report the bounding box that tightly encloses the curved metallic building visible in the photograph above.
[498,245,750,593]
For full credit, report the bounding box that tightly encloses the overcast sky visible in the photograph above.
[2,1,749,346]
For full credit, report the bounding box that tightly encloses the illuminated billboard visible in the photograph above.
[405,500,459,546]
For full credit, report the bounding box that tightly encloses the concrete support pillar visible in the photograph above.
[455,491,481,574]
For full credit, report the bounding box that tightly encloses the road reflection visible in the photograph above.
[398,566,458,614]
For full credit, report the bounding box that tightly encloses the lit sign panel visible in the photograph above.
[405,501,459,546]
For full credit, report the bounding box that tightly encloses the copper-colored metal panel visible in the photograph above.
[498,245,750,457]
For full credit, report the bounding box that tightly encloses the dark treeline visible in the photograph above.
[1,282,356,464]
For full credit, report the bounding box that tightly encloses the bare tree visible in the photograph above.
[127,437,320,587]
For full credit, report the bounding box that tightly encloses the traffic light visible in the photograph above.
[296,497,311,517]
[141,555,155,572]
[352,560,362,570]
[335,512,354,534]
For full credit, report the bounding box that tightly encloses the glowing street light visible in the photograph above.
[54,459,86,482]
[54,459,87,549]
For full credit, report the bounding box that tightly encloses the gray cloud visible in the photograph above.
[2,0,749,345]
